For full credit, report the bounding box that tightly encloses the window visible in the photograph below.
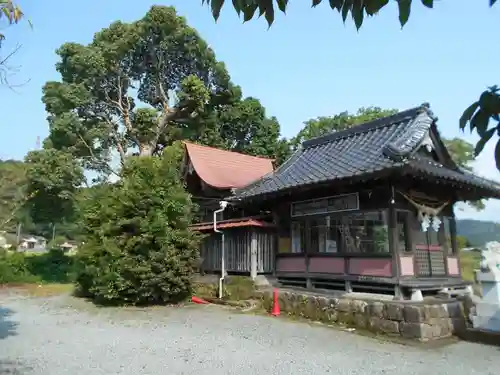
[291,221,306,253]
[340,211,389,254]
[397,211,411,252]
[291,210,389,254]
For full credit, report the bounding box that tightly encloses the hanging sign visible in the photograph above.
[290,193,359,217]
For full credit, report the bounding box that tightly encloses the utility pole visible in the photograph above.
[52,223,56,242]
[16,222,21,251]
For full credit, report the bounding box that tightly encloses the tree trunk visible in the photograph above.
[139,143,154,157]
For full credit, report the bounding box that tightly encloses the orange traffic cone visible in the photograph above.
[271,288,280,316]
[191,296,209,304]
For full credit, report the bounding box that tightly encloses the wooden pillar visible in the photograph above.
[389,204,400,278]
[388,189,402,299]
[250,230,258,280]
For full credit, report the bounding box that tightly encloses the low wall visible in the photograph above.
[257,289,467,342]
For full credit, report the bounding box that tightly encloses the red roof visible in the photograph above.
[190,217,275,232]
[184,142,274,189]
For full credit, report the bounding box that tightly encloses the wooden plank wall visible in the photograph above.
[200,228,275,274]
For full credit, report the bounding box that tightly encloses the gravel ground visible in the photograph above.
[0,293,498,375]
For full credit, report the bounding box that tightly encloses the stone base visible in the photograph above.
[255,289,467,342]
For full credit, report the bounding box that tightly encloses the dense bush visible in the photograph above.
[74,144,201,306]
[0,248,75,284]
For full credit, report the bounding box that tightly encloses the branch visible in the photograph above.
[0,191,35,230]
[103,74,140,148]
[0,43,29,88]
[77,129,121,177]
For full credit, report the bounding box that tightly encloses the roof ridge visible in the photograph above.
[302,104,430,149]
[382,108,435,161]
[230,148,304,200]
[183,141,274,161]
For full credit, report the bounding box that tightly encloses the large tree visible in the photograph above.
[25,5,288,235]
[41,5,286,182]
[292,107,485,210]
[202,0,500,170]
[42,5,231,180]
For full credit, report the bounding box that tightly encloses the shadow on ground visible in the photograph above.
[0,306,17,340]
[0,360,32,374]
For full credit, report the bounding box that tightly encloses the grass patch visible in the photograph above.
[460,250,481,283]
[0,283,73,297]
[193,276,256,302]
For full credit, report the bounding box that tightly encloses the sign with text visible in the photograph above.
[290,193,359,217]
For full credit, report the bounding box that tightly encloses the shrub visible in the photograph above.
[74,143,201,305]
[25,248,75,283]
[0,249,75,284]
[0,250,40,284]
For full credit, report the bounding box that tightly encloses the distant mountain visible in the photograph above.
[456,219,500,247]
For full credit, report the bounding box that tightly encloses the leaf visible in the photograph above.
[264,0,275,26]
[397,0,411,27]
[232,0,243,14]
[475,127,496,157]
[1,7,12,22]
[421,0,433,8]
[352,1,364,30]
[242,3,258,22]
[470,109,490,137]
[365,0,389,15]
[277,0,288,13]
[495,139,500,171]
[459,102,479,130]
[491,0,498,6]
[211,0,225,21]
[329,0,343,11]
[479,90,500,114]
[341,0,353,22]
[312,0,322,7]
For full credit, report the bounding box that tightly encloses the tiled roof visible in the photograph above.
[232,104,500,200]
[184,142,274,190]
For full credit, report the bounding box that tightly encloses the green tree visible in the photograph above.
[290,107,398,151]
[41,5,230,179]
[74,143,200,305]
[0,159,28,231]
[203,0,500,170]
[456,235,471,251]
[41,5,286,177]
[24,149,84,228]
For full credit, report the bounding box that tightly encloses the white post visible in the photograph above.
[250,231,257,280]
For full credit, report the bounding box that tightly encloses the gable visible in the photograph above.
[413,124,458,170]
[183,142,274,190]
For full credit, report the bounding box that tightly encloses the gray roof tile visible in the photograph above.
[233,104,500,200]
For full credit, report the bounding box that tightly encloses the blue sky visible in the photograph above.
[1,0,499,221]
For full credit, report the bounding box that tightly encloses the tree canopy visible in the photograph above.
[203,0,500,171]
[40,5,286,184]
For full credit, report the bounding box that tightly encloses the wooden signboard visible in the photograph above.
[290,193,359,217]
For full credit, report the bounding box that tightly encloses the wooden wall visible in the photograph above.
[200,227,275,274]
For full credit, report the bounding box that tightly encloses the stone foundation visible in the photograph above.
[256,289,467,342]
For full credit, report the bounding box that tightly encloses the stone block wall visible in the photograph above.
[257,290,467,341]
